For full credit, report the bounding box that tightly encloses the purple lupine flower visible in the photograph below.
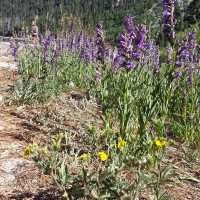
[129,30,137,41]
[175,61,182,67]
[151,43,160,72]
[42,35,54,63]
[174,32,198,84]
[96,23,106,63]
[91,38,98,62]
[42,35,52,50]
[162,0,176,43]
[140,41,160,72]
[84,37,91,60]
[80,36,94,62]
[119,32,128,56]
[88,38,96,62]
[112,55,123,72]
[126,61,136,70]
[114,16,160,71]
[174,71,182,78]
[176,32,197,69]
[124,16,135,33]
[113,55,126,68]
[132,51,141,60]
[137,25,148,49]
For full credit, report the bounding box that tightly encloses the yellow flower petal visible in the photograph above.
[117,137,126,150]
[98,151,109,161]
[154,138,167,149]
[23,146,32,159]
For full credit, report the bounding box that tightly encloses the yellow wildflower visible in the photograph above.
[117,137,126,150]
[98,151,109,161]
[154,138,167,149]
[23,146,32,159]
[79,153,91,161]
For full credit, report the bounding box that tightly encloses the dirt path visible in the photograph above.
[0,42,51,199]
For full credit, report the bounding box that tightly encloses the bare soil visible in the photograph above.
[0,42,53,199]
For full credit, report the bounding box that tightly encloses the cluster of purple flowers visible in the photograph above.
[162,0,176,43]
[18,14,200,84]
[38,32,94,66]
[41,35,57,64]
[37,23,110,67]
[61,30,97,63]
[113,16,160,72]
[175,32,200,85]
[9,15,162,78]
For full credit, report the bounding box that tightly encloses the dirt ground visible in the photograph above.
[0,43,54,199]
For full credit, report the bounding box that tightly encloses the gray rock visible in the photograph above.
[0,42,11,57]
[0,95,4,105]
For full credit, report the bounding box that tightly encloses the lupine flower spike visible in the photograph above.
[114,16,159,72]
[175,32,198,85]
[163,0,176,44]
[96,23,106,63]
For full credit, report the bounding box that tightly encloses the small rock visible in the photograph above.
[0,42,11,57]
[0,95,4,105]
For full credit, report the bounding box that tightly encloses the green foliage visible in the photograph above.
[12,47,95,104]
[26,129,171,199]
